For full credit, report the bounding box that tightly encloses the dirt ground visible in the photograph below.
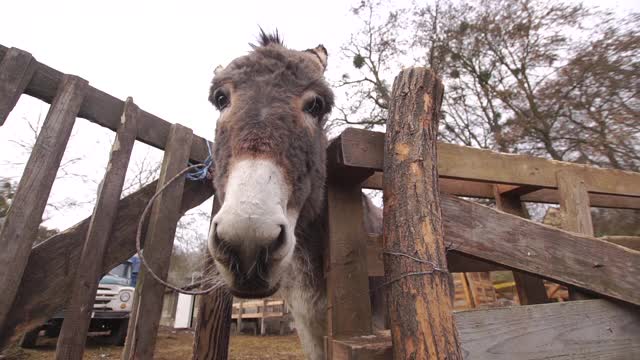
[1,328,305,360]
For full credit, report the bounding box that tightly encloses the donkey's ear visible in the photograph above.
[214,65,225,76]
[305,45,328,71]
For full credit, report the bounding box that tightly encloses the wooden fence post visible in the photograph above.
[237,301,243,335]
[325,182,373,340]
[0,47,36,125]
[260,299,267,336]
[0,75,87,333]
[192,197,233,360]
[121,123,193,360]
[556,170,595,300]
[54,98,138,359]
[383,68,462,359]
[493,185,549,305]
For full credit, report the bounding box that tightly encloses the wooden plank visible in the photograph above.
[0,176,213,348]
[0,75,87,331]
[600,236,640,251]
[363,173,640,210]
[54,98,138,359]
[557,170,596,300]
[383,68,461,359]
[325,183,373,338]
[557,170,595,237]
[260,299,267,336]
[441,194,640,306]
[123,124,193,360]
[336,127,640,198]
[367,235,504,276]
[331,299,640,359]
[231,312,284,319]
[457,299,640,359]
[493,186,549,305]
[522,189,640,210]
[327,136,374,186]
[332,333,393,360]
[236,301,243,335]
[0,47,36,125]
[0,44,209,163]
[192,198,233,360]
[460,274,476,308]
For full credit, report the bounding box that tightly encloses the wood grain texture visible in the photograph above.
[441,194,640,305]
[0,44,210,163]
[556,170,595,300]
[332,333,393,360]
[557,170,595,237]
[0,75,87,333]
[362,173,640,210]
[600,236,640,251]
[332,300,640,359]
[493,186,549,305]
[54,98,138,360]
[325,183,373,337]
[522,189,640,210]
[0,175,213,348]
[383,68,462,359]
[123,124,193,360]
[192,198,233,360]
[0,47,36,125]
[367,235,504,276]
[337,127,640,198]
[457,299,640,359]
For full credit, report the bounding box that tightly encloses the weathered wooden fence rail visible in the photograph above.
[0,44,220,360]
[323,68,640,359]
[1,44,639,360]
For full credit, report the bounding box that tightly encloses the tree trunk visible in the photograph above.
[383,67,462,360]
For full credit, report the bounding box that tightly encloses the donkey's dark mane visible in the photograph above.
[256,28,283,47]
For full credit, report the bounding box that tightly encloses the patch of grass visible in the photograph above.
[2,328,304,360]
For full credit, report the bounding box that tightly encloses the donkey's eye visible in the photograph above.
[213,90,230,110]
[303,96,325,118]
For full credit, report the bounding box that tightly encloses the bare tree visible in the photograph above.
[336,0,640,171]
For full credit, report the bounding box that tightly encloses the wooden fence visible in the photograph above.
[1,44,639,360]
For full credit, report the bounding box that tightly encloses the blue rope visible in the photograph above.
[186,139,213,181]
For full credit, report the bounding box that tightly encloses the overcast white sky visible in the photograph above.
[1,0,638,231]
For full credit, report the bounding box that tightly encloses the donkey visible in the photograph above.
[207,31,384,359]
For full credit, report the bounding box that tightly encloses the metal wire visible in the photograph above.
[135,163,223,295]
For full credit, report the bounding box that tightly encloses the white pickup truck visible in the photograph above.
[21,257,138,347]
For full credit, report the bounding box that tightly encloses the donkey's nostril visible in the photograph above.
[211,222,222,247]
[268,225,287,254]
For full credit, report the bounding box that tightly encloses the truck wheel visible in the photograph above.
[105,319,129,346]
[20,328,40,348]
[44,322,61,338]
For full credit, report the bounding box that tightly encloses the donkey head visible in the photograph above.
[208,31,333,298]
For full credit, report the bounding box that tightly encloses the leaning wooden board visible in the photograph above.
[0,180,213,347]
[441,194,640,306]
[332,299,640,359]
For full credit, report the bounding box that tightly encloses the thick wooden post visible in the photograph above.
[0,47,36,125]
[0,75,87,333]
[325,183,373,337]
[557,171,594,237]
[121,124,193,360]
[383,68,462,359]
[556,170,595,300]
[493,186,549,305]
[192,197,233,360]
[54,98,138,359]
